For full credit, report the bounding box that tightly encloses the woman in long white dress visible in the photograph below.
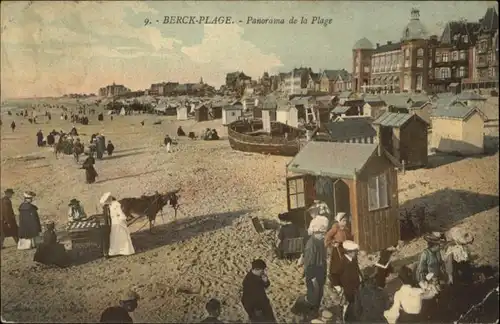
[101,192,135,257]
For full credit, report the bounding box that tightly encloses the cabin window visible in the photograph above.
[287,177,305,209]
[442,52,449,62]
[368,172,389,211]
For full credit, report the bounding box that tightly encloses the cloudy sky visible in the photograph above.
[1,1,497,98]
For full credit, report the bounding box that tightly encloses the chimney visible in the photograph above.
[387,41,392,45]
[376,43,380,48]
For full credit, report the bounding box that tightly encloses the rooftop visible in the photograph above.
[432,102,486,120]
[401,8,428,41]
[372,111,414,128]
[323,119,376,141]
[287,142,378,179]
[353,37,374,50]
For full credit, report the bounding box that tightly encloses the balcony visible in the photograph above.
[476,61,489,68]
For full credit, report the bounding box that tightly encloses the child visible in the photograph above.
[106,140,115,156]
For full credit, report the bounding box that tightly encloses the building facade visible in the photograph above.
[369,42,402,92]
[98,83,131,97]
[473,7,499,87]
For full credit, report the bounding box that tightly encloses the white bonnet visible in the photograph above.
[335,212,347,222]
[343,240,359,251]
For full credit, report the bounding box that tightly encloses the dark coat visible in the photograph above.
[241,271,275,322]
[100,306,133,323]
[339,255,362,302]
[1,196,18,237]
[106,143,115,155]
[18,202,41,239]
[33,229,70,268]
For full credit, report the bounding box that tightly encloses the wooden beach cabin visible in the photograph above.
[372,112,429,169]
[222,104,243,126]
[195,104,209,122]
[286,141,400,252]
[176,105,188,121]
[261,96,278,133]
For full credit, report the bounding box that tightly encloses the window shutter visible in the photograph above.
[368,176,378,210]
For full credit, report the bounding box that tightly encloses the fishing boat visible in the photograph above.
[227,119,305,156]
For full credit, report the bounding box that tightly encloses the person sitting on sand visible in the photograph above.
[67,198,87,222]
[33,221,70,268]
[177,126,186,137]
[100,290,139,323]
[106,140,115,156]
[211,129,220,140]
[241,259,276,323]
[200,298,224,323]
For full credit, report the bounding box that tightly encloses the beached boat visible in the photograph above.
[227,119,305,156]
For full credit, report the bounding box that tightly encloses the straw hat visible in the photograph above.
[23,191,36,199]
[343,240,359,251]
[100,192,112,205]
[423,232,446,244]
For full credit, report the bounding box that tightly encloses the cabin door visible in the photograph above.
[286,176,315,229]
[314,176,335,225]
[333,179,351,218]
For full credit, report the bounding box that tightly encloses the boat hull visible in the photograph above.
[227,120,303,156]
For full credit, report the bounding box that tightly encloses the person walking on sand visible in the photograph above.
[241,259,276,323]
[100,290,139,323]
[10,121,16,132]
[101,192,135,257]
[1,189,19,248]
[164,134,173,153]
[200,298,224,323]
[82,154,98,184]
[106,140,115,156]
[36,129,44,147]
[17,191,42,250]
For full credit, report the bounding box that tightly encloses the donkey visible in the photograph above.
[119,189,180,233]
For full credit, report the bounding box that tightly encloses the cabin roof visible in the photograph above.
[456,92,487,101]
[372,111,414,127]
[332,105,354,114]
[287,142,378,179]
[338,91,354,99]
[409,101,429,109]
[223,105,243,111]
[324,119,376,141]
[432,102,487,121]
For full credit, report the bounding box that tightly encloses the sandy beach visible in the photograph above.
[1,98,499,322]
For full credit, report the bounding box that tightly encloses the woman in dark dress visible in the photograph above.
[17,191,42,250]
[82,155,98,184]
[33,222,70,268]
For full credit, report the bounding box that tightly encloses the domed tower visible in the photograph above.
[400,8,429,92]
[352,37,374,92]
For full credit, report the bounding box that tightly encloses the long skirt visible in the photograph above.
[329,246,344,287]
[85,167,98,184]
[305,265,327,308]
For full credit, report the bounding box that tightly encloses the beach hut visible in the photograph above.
[195,104,209,122]
[261,96,278,133]
[372,112,429,169]
[222,104,243,126]
[276,102,299,128]
[177,105,188,120]
[331,105,359,117]
[314,117,376,144]
[430,102,487,155]
[363,96,387,119]
[338,91,357,105]
[286,141,400,252]
[252,97,264,119]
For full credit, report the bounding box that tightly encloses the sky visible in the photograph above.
[0,1,497,99]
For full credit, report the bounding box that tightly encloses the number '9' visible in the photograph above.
[144,18,151,26]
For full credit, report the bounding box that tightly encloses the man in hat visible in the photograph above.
[100,290,139,323]
[324,212,353,288]
[241,259,276,323]
[101,192,135,257]
[67,198,87,222]
[200,298,224,323]
[82,154,98,184]
[17,191,42,250]
[164,134,173,153]
[1,189,19,248]
[338,240,363,322]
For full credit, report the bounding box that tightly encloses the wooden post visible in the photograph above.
[402,160,406,174]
